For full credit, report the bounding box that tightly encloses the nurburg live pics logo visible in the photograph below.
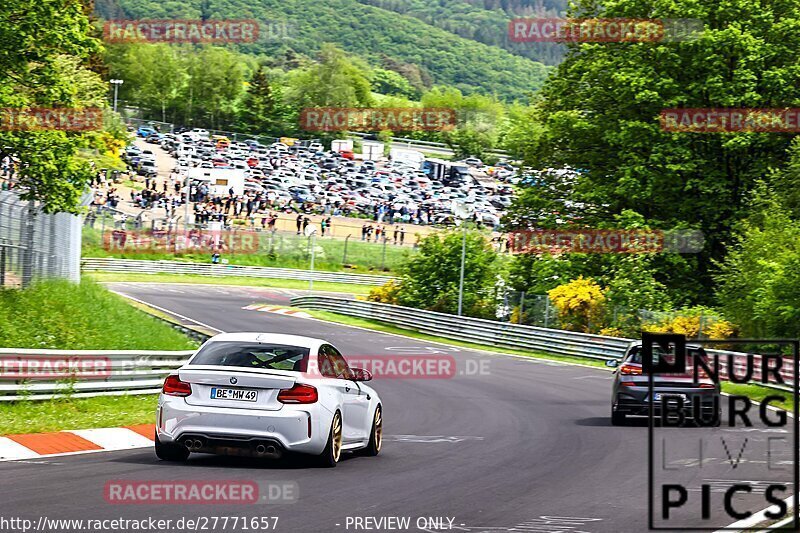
[644,332,799,530]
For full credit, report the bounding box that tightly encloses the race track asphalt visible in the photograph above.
[1,282,794,533]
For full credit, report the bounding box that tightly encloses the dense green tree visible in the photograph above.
[509,0,800,301]
[396,229,499,317]
[239,66,294,136]
[285,44,373,109]
[714,186,800,338]
[371,68,419,99]
[108,44,186,123]
[0,0,104,212]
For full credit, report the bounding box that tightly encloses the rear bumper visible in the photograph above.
[157,396,329,455]
[614,389,720,418]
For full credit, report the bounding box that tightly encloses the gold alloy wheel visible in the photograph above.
[374,407,383,452]
[332,412,343,462]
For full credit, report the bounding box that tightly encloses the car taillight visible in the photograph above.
[699,383,716,389]
[163,374,192,397]
[278,384,318,404]
[620,381,637,387]
[619,364,642,375]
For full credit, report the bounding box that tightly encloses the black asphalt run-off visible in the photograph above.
[1,282,793,533]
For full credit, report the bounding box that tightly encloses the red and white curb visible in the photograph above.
[242,304,311,319]
[0,424,155,461]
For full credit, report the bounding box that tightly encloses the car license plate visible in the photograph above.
[654,393,687,402]
[210,387,257,402]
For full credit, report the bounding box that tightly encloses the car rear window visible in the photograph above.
[627,346,706,365]
[189,342,310,372]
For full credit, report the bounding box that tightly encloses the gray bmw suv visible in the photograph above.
[607,342,721,426]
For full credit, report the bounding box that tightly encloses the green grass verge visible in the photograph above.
[85,271,375,295]
[0,279,198,350]
[722,382,795,413]
[0,395,157,435]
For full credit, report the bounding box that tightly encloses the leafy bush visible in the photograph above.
[642,307,736,339]
[597,327,625,338]
[547,277,606,333]
[395,229,499,317]
[367,279,402,305]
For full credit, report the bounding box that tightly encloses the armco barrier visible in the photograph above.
[82,258,396,285]
[0,348,195,401]
[291,295,631,360]
[290,296,796,388]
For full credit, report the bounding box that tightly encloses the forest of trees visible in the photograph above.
[94,0,552,100]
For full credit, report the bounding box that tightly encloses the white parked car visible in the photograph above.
[155,333,383,467]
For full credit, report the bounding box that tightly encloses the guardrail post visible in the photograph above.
[21,201,35,288]
[342,234,351,265]
[519,291,525,324]
[544,297,550,329]
[0,244,5,286]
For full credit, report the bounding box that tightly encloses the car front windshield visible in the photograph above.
[189,342,310,372]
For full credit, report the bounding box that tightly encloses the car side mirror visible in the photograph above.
[351,368,372,382]
[605,359,619,368]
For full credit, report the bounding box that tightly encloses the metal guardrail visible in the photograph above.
[290,296,796,389]
[291,295,631,360]
[82,258,396,285]
[0,348,195,401]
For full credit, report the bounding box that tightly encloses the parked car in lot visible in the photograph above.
[607,342,721,426]
[137,126,157,138]
[155,333,383,467]
[147,131,518,224]
[137,159,158,177]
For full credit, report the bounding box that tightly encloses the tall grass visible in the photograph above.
[0,279,197,350]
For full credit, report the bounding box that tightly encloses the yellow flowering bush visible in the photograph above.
[367,279,402,305]
[547,277,606,332]
[643,309,737,339]
[598,327,625,338]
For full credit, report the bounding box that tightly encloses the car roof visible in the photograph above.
[204,332,329,351]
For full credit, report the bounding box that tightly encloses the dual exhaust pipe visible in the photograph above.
[183,438,205,451]
[255,443,277,455]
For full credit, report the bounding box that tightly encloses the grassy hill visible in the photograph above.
[95,0,553,100]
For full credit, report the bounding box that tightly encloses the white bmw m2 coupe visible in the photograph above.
[155,333,382,467]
